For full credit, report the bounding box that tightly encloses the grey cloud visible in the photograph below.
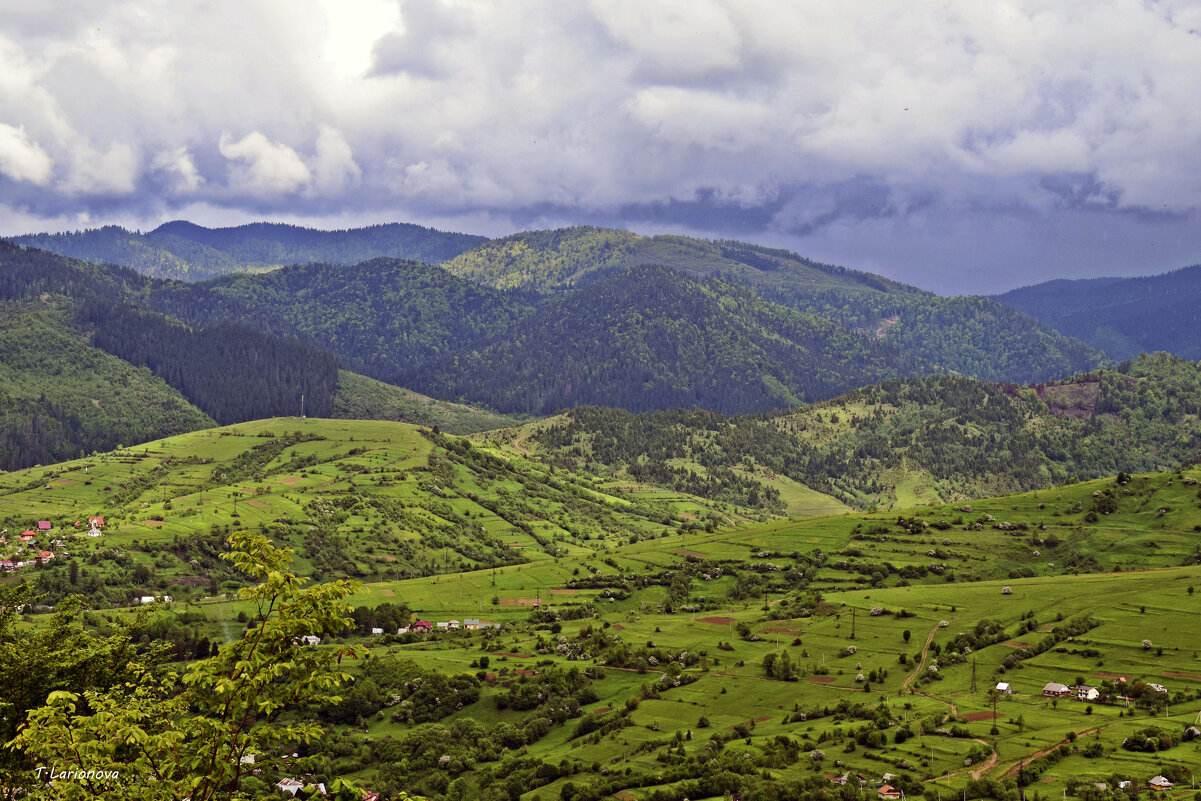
[0,0,1200,293]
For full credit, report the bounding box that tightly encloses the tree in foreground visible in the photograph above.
[8,531,392,801]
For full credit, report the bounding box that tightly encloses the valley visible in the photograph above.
[4,419,1201,800]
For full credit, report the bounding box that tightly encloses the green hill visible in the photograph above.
[522,352,1201,511]
[146,257,536,387]
[11,220,487,281]
[413,264,931,415]
[0,304,214,471]
[445,227,1104,383]
[6,417,1201,800]
[332,370,522,433]
[0,245,521,468]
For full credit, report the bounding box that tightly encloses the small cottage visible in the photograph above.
[1043,682,1071,697]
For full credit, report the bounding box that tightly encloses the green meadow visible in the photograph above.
[5,419,1201,800]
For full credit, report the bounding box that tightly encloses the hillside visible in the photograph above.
[520,352,1201,510]
[331,370,523,433]
[995,265,1201,360]
[412,264,932,415]
[7,422,1201,799]
[146,257,537,386]
[0,304,214,470]
[444,226,1104,383]
[0,245,523,468]
[11,220,487,281]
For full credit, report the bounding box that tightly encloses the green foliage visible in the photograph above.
[0,304,213,470]
[8,531,365,801]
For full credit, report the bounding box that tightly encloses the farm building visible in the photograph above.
[995,682,1012,694]
[1043,682,1071,697]
[1147,683,1168,694]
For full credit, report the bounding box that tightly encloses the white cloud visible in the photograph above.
[62,141,137,195]
[219,132,311,196]
[3,0,1201,287]
[0,124,53,184]
[310,125,361,194]
[151,146,204,194]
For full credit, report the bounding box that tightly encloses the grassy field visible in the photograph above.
[6,421,1201,800]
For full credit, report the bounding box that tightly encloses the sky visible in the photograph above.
[1,0,1201,294]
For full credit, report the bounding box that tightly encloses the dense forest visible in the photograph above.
[443,227,1104,383]
[12,220,486,281]
[996,264,1201,360]
[531,353,1201,509]
[411,264,931,415]
[0,306,213,470]
[146,258,537,386]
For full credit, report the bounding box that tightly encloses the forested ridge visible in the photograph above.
[146,258,537,386]
[443,226,1104,383]
[0,245,499,469]
[410,264,931,415]
[11,220,487,281]
[530,353,1201,510]
[996,264,1201,360]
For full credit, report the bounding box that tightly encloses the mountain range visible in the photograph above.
[10,220,486,281]
[4,219,1200,493]
[995,264,1201,360]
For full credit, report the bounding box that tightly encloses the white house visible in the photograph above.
[1076,685,1100,702]
[371,627,384,635]
[995,682,1012,694]
[299,635,321,646]
[139,596,156,604]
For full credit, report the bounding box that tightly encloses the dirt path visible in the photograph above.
[971,742,999,779]
[903,623,942,690]
[1000,726,1106,779]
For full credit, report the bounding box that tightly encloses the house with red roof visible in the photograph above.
[20,531,36,543]
[411,620,432,633]
[36,521,51,531]
[89,516,105,527]
[36,551,54,565]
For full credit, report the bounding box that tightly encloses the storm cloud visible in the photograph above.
[1,0,1200,292]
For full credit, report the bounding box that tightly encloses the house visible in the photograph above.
[1118,781,1132,789]
[371,627,384,635]
[139,596,157,604]
[464,618,481,630]
[36,521,51,531]
[20,531,35,542]
[995,682,1012,694]
[1076,685,1099,702]
[277,778,307,797]
[1147,683,1168,694]
[877,785,902,800]
[88,516,104,527]
[1148,776,1173,790]
[1043,682,1071,697]
[448,620,461,629]
[36,551,54,565]
[0,560,13,572]
[299,635,321,646]
[436,621,450,630]
[411,620,431,633]
[396,626,410,635]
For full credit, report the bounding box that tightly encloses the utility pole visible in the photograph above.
[851,607,856,640]
[970,657,977,693]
